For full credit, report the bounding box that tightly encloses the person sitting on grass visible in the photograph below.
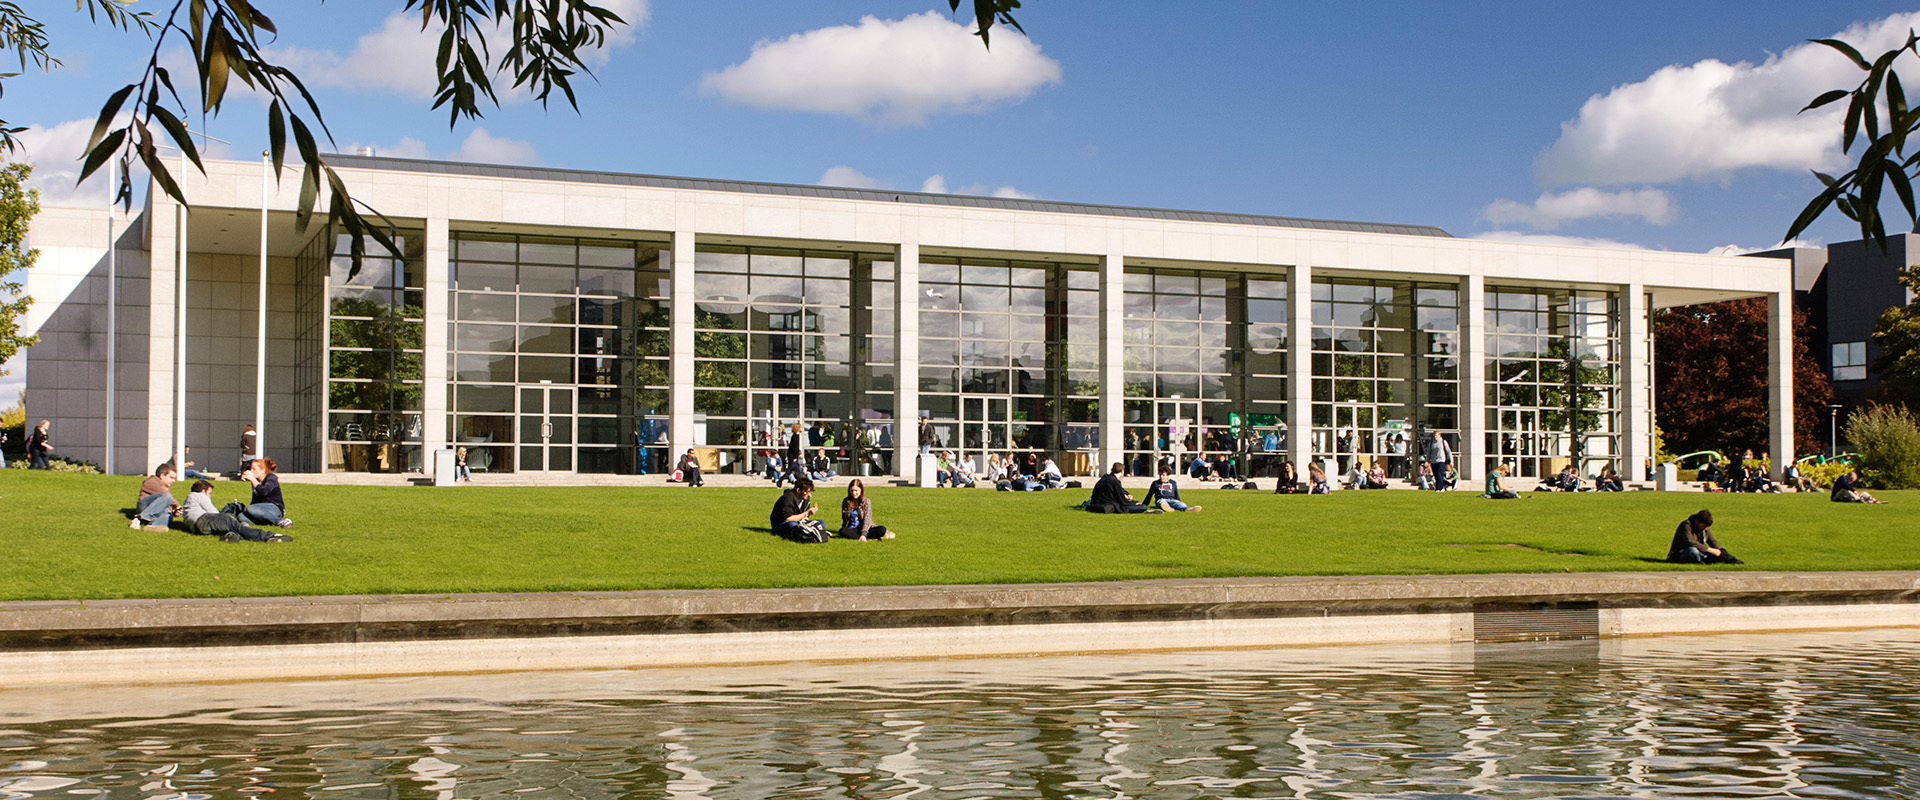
[183,480,288,542]
[1361,460,1389,489]
[1596,466,1625,492]
[1699,460,1725,491]
[1038,456,1067,489]
[230,458,293,528]
[1666,509,1743,564]
[936,450,957,488]
[1783,461,1815,493]
[1188,453,1211,481]
[1831,467,1887,504]
[1087,462,1157,513]
[951,452,977,488]
[1146,465,1202,512]
[1482,461,1520,500]
[839,479,894,541]
[1273,461,1302,494]
[983,452,1007,484]
[809,448,837,481]
[132,463,180,532]
[1415,460,1435,490]
[771,476,818,539]
[1307,461,1332,494]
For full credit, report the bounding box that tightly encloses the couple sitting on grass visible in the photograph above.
[770,477,896,541]
[132,461,292,542]
[1085,463,1202,514]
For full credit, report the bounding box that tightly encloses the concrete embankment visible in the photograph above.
[2,572,1915,686]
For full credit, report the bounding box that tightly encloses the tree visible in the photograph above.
[1868,264,1920,407]
[0,161,38,376]
[4,1,1025,276]
[1652,298,1833,457]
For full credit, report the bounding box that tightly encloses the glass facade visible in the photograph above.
[325,231,426,473]
[1121,268,1289,478]
[918,257,1099,474]
[291,222,1644,481]
[1485,287,1621,479]
[1310,278,1460,478]
[447,234,671,474]
[692,246,894,475]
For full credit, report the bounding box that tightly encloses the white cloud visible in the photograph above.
[1536,11,1920,185]
[701,11,1062,125]
[348,128,538,165]
[272,1,648,100]
[918,172,1033,199]
[819,166,889,189]
[1482,187,1675,230]
[1469,231,1651,250]
[1705,238,1823,256]
[13,115,235,209]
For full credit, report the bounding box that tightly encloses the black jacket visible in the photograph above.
[1088,474,1131,512]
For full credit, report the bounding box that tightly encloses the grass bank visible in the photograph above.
[2,471,1914,602]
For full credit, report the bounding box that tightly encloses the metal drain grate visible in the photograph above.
[1473,601,1600,643]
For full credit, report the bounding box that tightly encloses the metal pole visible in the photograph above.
[256,152,269,459]
[173,148,187,476]
[104,174,116,475]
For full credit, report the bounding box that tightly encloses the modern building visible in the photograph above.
[1779,235,1918,431]
[24,155,1799,481]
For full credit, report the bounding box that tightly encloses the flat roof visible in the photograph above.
[326,154,1454,239]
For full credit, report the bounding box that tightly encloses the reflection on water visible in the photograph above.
[2,629,1918,798]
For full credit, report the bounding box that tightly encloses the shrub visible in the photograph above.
[5,457,100,474]
[1800,460,1852,489]
[1844,405,1920,489]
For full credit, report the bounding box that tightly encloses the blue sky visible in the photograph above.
[8,1,1920,398]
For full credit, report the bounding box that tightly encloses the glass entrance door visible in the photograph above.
[750,392,805,472]
[1331,403,1377,476]
[961,396,1010,454]
[1155,399,1201,472]
[519,385,574,472]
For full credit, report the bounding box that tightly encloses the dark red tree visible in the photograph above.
[1653,298,1834,458]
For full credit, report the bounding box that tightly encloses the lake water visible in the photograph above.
[2,628,1917,798]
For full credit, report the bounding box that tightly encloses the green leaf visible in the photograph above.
[78,128,126,185]
[1812,38,1871,70]
[266,98,285,172]
[149,105,203,170]
[85,84,135,153]
[1803,89,1849,112]
[205,21,232,112]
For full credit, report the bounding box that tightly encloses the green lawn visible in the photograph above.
[2,470,1915,602]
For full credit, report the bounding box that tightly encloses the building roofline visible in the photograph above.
[324,154,1453,239]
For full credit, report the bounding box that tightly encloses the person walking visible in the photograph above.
[238,424,258,474]
[25,420,52,469]
[1424,432,1451,492]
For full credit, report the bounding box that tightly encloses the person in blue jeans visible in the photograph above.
[770,477,818,540]
[131,463,181,531]
[232,457,292,528]
[1146,465,1203,513]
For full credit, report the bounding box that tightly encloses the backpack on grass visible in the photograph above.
[783,519,830,544]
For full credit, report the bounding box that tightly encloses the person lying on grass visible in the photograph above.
[1087,462,1159,513]
[131,463,180,532]
[839,479,894,541]
[1146,465,1202,513]
[183,480,289,543]
[1666,509,1742,565]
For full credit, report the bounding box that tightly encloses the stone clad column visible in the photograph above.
[1620,284,1651,481]
[1097,250,1125,475]
[421,217,450,458]
[1459,274,1486,484]
[668,229,696,465]
[1288,263,1313,473]
[1768,289,1796,478]
[894,241,921,479]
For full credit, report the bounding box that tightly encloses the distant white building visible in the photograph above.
[25,155,1796,480]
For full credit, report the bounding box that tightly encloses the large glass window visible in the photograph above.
[325,231,426,473]
[449,234,671,474]
[692,246,887,475]
[1832,341,1868,382]
[918,257,1097,475]
[1310,277,1459,481]
[1485,287,1620,479]
[1120,268,1290,478]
